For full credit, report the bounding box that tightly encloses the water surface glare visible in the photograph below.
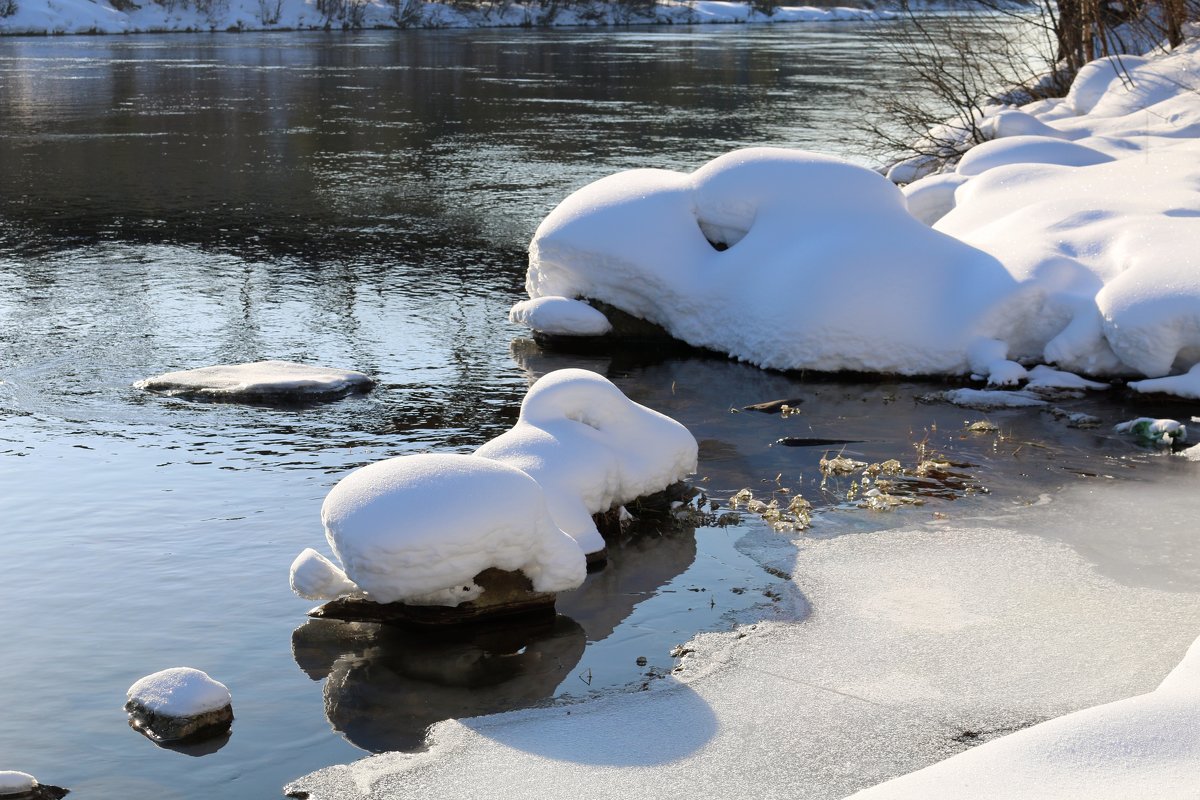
[2,22,1195,800]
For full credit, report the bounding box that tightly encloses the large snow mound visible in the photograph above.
[519,147,1015,375]
[475,369,698,555]
[126,667,231,717]
[135,360,373,401]
[849,633,1200,799]
[517,43,1200,394]
[320,453,586,606]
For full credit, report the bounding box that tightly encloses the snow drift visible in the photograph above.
[514,42,1200,395]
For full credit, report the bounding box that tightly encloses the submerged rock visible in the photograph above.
[125,668,234,743]
[134,360,373,402]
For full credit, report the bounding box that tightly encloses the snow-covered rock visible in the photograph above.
[0,773,36,797]
[319,453,586,606]
[509,297,612,337]
[134,360,372,401]
[1129,362,1200,398]
[125,667,233,742]
[475,369,697,555]
[1115,417,1187,447]
[519,147,1015,375]
[848,632,1200,800]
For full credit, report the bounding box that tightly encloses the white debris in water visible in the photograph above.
[509,297,612,337]
[848,633,1200,800]
[134,360,372,400]
[517,42,1200,393]
[290,548,360,602]
[1024,364,1109,393]
[126,667,231,717]
[0,772,37,795]
[475,369,698,555]
[318,453,586,606]
[938,388,1048,409]
[1114,417,1187,446]
[286,477,1200,800]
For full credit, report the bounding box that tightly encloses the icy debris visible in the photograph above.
[134,360,372,401]
[1048,408,1102,428]
[938,389,1048,409]
[1114,418,1187,447]
[125,667,233,742]
[290,548,360,603]
[819,455,868,475]
[849,632,1200,800]
[476,369,698,556]
[319,454,586,606]
[966,420,999,433]
[1129,364,1200,399]
[509,296,612,337]
[728,488,811,531]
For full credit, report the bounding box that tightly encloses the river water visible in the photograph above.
[1,22,1196,799]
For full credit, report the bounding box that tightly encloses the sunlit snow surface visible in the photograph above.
[516,42,1200,392]
[289,473,1200,800]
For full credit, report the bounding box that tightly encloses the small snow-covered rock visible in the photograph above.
[320,453,586,606]
[125,667,233,742]
[0,773,36,796]
[955,136,1113,177]
[1025,364,1109,392]
[476,369,698,555]
[134,360,373,401]
[1115,417,1187,447]
[938,389,1048,409]
[509,296,613,336]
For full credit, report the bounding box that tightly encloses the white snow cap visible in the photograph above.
[523,147,1013,375]
[290,548,360,602]
[849,633,1200,799]
[320,453,586,606]
[126,667,231,717]
[0,772,37,794]
[475,369,698,555]
[509,296,613,337]
[135,360,372,399]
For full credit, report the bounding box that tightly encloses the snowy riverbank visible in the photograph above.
[0,0,883,36]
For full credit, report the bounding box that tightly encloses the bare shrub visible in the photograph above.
[0,0,17,16]
[257,0,283,23]
[389,0,423,25]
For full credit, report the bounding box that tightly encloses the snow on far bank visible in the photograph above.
[0,0,883,35]
[513,41,1200,396]
[475,368,697,555]
[134,360,373,401]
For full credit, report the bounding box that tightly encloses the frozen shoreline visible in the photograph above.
[0,0,886,37]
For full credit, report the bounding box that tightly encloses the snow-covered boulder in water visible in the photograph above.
[125,667,234,742]
[475,369,698,556]
[517,147,1017,375]
[135,360,373,401]
[319,454,586,607]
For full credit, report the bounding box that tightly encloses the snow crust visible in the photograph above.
[135,360,372,400]
[0,0,880,35]
[126,667,231,716]
[849,633,1200,800]
[516,42,1200,395]
[0,772,36,794]
[319,454,586,606]
[475,369,698,555]
[288,477,1200,800]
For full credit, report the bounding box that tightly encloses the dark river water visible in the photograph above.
[1,22,1194,800]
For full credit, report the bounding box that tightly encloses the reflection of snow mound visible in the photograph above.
[518,147,1014,375]
[134,360,372,401]
[476,369,698,555]
[318,454,586,606]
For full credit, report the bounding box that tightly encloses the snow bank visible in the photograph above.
[319,454,586,606]
[516,43,1200,395]
[849,633,1200,800]
[475,369,698,555]
[126,667,231,717]
[519,147,1015,375]
[0,0,881,35]
[135,360,372,401]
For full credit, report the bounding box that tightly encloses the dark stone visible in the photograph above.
[773,437,863,447]
[743,397,805,413]
[125,702,234,744]
[309,568,558,628]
